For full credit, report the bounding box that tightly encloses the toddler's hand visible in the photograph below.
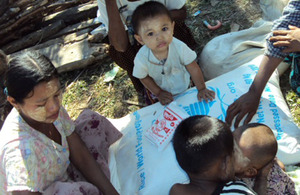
[157,90,173,105]
[258,159,274,179]
[197,88,215,102]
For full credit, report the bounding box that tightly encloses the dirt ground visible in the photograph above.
[61,0,295,121]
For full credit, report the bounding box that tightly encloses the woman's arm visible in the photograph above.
[169,6,187,21]
[226,56,282,127]
[105,0,129,52]
[67,131,119,195]
[12,191,41,195]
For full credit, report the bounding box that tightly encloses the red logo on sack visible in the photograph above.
[163,110,178,121]
[164,127,171,134]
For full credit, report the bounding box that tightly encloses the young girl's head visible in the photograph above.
[132,1,174,54]
[5,51,62,123]
[173,115,235,182]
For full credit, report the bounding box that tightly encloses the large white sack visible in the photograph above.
[260,0,289,21]
[108,56,300,195]
[199,0,289,80]
[200,20,272,80]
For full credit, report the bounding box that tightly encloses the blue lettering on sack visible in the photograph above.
[242,74,253,85]
[139,172,146,190]
[270,109,283,140]
[227,82,236,94]
[256,111,265,123]
[133,112,146,190]
[269,94,277,108]
[265,85,271,92]
[248,64,259,73]
[268,95,283,140]
[256,100,265,123]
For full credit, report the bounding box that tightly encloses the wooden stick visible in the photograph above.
[2,20,66,54]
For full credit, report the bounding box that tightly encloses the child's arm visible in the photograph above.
[186,61,215,102]
[169,184,186,195]
[253,159,274,195]
[140,76,173,105]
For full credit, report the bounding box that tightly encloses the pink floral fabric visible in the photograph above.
[241,161,296,194]
[44,109,122,194]
[68,109,123,182]
[44,181,99,195]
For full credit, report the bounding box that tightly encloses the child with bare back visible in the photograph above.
[132,2,215,105]
[171,115,255,195]
[233,123,296,195]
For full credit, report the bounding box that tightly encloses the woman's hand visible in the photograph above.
[270,25,300,53]
[12,191,41,195]
[226,91,260,128]
[226,56,282,128]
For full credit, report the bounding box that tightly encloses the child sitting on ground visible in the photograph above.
[171,115,256,195]
[233,123,296,194]
[131,2,215,105]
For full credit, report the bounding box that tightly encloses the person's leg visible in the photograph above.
[108,44,144,93]
[173,20,197,51]
[289,54,300,96]
[68,109,122,181]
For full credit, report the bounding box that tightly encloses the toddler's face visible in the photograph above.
[134,14,174,55]
[233,139,251,177]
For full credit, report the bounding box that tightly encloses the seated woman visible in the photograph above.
[0,51,121,194]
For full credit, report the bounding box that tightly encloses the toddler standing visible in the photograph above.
[132,2,215,105]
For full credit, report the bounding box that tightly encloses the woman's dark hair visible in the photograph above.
[172,115,234,174]
[4,51,58,104]
[131,1,172,34]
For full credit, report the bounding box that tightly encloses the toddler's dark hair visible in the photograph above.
[173,115,233,174]
[131,1,172,34]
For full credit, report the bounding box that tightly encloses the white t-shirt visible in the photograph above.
[133,37,197,95]
[96,0,186,31]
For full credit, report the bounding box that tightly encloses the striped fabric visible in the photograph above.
[213,181,257,195]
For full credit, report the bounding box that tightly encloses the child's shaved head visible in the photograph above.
[234,123,277,177]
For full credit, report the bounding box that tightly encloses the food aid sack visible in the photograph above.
[108,55,300,195]
[145,102,189,151]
